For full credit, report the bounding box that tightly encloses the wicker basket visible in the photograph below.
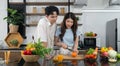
[22,55,40,62]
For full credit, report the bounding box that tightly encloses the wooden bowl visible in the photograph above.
[22,55,40,62]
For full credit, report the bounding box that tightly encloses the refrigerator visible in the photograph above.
[106,18,120,52]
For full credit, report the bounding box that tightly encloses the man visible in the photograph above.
[36,6,59,48]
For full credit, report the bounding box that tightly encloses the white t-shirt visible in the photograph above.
[35,17,57,48]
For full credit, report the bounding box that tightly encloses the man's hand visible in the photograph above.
[45,54,53,60]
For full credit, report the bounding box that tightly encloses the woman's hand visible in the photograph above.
[73,48,79,54]
[61,43,68,49]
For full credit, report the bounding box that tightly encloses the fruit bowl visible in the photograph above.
[100,54,108,62]
[84,58,97,63]
[100,47,110,62]
[22,55,40,62]
[21,39,52,62]
[84,32,97,37]
[84,53,97,63]
[84,48,98,63]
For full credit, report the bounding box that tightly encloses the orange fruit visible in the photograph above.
[26,48,30,50]
[71,52,77,57]
[30,48,35,51]
[108,47,113,50]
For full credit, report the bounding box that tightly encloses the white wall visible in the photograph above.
[81,12,120,47]
[0,0,7,40]
[0,0,8,47]
[73,0,120,47]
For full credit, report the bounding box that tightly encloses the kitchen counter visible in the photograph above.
[0,46,120,66]
[0,50,120,66]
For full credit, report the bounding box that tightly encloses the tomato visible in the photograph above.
[23,50,32,55]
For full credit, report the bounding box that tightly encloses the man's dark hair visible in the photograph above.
[45,6,59,15]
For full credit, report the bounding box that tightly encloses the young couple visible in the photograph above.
[36,6,80,56]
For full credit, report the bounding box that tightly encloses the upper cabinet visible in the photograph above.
[9,0,82,26]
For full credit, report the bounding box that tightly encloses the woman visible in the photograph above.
[55,12,80,55]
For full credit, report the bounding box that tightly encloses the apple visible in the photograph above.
[23,50,28,55]
[102,52,108,57]
[26,50,32,55]
[117,53,120,59]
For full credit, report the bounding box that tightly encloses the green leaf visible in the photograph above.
[87,48,94,54]
[3,8,24,25]
[30,38,52,58]
[11,10,17,15]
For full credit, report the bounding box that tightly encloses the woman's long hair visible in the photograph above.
[59,12,78,41]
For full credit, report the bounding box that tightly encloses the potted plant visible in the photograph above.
[10,39,19,47]
[3,8,24,33]
[21,39,52,62]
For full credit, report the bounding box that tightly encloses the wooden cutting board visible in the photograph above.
[63,55,84,60]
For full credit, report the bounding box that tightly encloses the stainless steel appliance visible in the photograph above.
[106,18,120,52]
[84,37,96,49]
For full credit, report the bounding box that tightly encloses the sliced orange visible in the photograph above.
[57,54,64,62]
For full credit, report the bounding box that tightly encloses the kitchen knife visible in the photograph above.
[67,46,73,51]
